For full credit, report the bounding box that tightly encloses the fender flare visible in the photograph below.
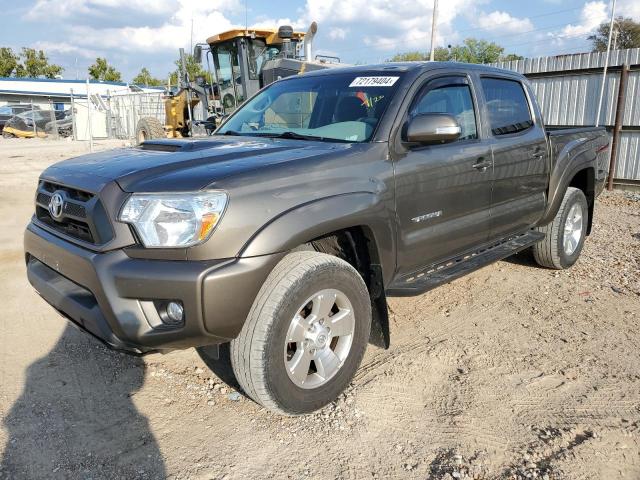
[240,192,397,285]
[539,138,596,226]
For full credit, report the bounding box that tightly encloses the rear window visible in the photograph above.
[481,78,533,136]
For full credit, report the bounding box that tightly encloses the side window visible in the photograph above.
[480,78,533,136]
[411,81,478,141]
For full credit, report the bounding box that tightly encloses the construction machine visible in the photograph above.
[135,23,338,143]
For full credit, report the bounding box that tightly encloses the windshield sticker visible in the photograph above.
[349,76,400,87]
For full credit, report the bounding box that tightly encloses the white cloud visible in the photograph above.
[328,27,348,40]
[54,0,243,52]
[26,0,175,20]
[32,41,98,59]
[475,11,534,34]
[618,0,640,19]
[554,1,608,39]
[299,0,486,53]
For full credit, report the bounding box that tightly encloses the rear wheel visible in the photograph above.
[135,117,165,144]
[230,251,371,415]
[2,130,15,139]
[532,187,588,269]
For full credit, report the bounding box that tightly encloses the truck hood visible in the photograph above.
[41,136,355,193]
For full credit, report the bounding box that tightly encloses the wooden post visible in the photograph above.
[608,64,629,191]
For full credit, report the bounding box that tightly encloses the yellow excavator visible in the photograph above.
[135,23,338,143]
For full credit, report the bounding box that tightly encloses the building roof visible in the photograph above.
[0,77,163,99]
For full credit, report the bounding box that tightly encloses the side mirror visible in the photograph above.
[405,113,461,145]
[193,45,203,64]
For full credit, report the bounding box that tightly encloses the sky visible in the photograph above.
[2,0,639,82]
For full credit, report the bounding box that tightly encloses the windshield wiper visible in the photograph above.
[254,131,351,143]
[221,130,244,136]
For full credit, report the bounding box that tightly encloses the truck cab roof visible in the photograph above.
[294,61,524,79]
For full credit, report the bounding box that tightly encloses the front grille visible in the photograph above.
[41,181,94,202]
[34,181,112,245]
[36,206,94,242]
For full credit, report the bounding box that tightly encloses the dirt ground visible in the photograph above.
[0,138,639,480]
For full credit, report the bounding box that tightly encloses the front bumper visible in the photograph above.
[24,222,283,354]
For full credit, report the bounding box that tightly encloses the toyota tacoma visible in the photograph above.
[25,63,610,415]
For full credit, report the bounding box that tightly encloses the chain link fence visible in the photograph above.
[65,91,166,142]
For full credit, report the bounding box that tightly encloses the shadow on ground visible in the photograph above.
[0,326,165,479]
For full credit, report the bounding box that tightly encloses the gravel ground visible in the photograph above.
[0,138,639,480]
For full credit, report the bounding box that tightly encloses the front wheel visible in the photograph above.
[230,251,371,415]
[532,187,588,269]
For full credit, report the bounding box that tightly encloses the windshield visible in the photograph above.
[218,72,405,143]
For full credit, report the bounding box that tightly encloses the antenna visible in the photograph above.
[245,0,249,33]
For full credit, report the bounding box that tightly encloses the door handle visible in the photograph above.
[472,158,492,172]
[531,149,545,159]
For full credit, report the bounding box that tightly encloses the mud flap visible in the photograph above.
[369,264,390,349]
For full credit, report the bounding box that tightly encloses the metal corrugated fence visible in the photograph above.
[492,48,640,182]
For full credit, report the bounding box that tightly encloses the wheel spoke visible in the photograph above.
[328,309,354,337]
[315,349,341,380]
[286,314,307,343]
[311,291,337,319]
[288,349,312,384]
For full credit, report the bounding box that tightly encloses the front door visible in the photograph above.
[393,75,493,276]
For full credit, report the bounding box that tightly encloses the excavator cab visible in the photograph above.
[206,26,306,115]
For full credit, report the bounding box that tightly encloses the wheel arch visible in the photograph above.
[540,164,596,235]
[240,193,395,349]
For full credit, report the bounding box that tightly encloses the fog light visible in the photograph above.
[165,301,184,324]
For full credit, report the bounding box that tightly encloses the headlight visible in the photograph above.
[119,191,228,248]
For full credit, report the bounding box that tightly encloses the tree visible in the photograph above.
[0,48,19,77]
[390,51,427,62]
[168,54,211,86]
[19,48,63,78]
[88,57,122,82]
[390,39,522,64]
[390,48,458,62]
[132,67,164,87]
[0,47,62,78]
[589,16,640,52]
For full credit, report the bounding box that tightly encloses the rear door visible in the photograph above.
[392,74,493,276]
[479,76,549,240]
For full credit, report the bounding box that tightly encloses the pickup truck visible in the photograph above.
[25,63,610,415]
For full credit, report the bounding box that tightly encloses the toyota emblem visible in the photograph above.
[48,192,65,220]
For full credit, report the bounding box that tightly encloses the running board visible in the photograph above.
[386,231,545,297]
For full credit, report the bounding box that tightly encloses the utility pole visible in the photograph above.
[595,0,617,127]
[429,0,438,61]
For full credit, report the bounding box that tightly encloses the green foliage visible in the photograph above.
[389,38,523,64]
[0,48,19,77]
[88,57,122,82]
[169,54,211,86]
[0,47,62,78]
[20,48,63,78]
[132,67,164,87]
[390,51,427,62]
[589,16,640,52]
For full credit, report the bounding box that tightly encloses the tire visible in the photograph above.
[532,187,588,270]
[135,117,165,144]
[2,130,14,139]
[230,251,372,415]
